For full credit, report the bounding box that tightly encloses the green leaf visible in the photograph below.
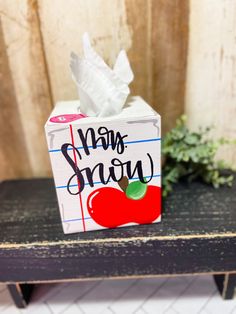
[184,133,200,145]
[126,180,147,200]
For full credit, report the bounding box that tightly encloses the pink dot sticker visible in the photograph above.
[50,113,87,123]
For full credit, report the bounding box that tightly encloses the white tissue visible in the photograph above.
[70,33,134,117]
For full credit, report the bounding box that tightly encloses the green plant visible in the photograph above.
[162,115,235,197]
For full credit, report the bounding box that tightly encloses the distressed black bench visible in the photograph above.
[0,177,235,308]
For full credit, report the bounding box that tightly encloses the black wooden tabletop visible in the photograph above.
[0,177,235,282]
[0,177,235,244]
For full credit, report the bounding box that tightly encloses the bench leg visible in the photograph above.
[214,274,236,300]
[7,283,34,308]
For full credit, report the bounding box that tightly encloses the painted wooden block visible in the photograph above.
[45,96,161,233]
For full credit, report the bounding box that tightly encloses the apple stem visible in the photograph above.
[118,176,129,192]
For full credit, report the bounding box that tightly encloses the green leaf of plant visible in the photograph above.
[126,180,147,200]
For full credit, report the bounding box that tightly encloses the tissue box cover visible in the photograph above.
[45,96,161,234]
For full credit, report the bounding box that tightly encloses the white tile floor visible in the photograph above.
[0,275,235,314]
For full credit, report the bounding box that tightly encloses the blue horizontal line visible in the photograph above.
[48,137,161,153]
[124,138,161,145]
[56,174,161,189]
[63,217,92,223]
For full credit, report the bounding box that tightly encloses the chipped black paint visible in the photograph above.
[0,176,235,284]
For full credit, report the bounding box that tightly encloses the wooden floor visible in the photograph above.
[0,276,235,314]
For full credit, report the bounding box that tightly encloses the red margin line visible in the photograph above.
[69,124,86,232]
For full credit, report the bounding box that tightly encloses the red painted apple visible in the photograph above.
[87,181,161,228]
